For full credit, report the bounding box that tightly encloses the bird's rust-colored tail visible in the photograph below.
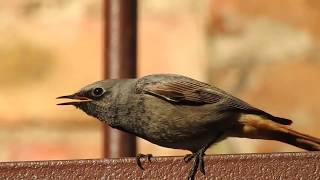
[237,114,320,151]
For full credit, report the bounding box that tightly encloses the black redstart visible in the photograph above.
[57,74,320,180]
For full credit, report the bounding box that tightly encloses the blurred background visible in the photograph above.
[0,0,320,161]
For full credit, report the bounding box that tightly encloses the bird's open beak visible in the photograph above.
[57,93,92,106]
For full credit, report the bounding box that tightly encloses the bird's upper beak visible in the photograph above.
[57,93,92,106]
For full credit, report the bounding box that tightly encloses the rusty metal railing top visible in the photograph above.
[1,151,319,179]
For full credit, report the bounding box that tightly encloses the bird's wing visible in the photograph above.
[143,80,292,125]
[144,80,222,104]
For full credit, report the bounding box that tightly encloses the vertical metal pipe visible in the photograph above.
[103,0,137,158]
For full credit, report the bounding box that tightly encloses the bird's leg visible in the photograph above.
[135,153,153,170]
[184,147,206,180]
[184,132,224,180]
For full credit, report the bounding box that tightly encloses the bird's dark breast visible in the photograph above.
[102,93,146,135]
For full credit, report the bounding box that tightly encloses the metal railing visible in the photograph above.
[103,0,137,158]
[0,152,319,179]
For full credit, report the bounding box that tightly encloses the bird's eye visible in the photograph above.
[92,87,105,97]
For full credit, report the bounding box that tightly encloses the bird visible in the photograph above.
[57,74,320,180]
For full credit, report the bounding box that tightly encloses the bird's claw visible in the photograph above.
[183,154,194,162]
[136,153,153,170]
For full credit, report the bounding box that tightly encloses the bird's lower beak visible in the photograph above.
[57,94,92,105]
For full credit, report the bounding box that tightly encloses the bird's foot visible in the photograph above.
[183,150,205,180]
[135,153,153,170]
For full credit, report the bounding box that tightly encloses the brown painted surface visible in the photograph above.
[0,152,319,179]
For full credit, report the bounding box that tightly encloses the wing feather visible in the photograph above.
[142,78,292,125]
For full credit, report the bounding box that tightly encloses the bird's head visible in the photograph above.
[57,80,119,121]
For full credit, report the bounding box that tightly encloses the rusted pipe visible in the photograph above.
[103,0,137,158]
